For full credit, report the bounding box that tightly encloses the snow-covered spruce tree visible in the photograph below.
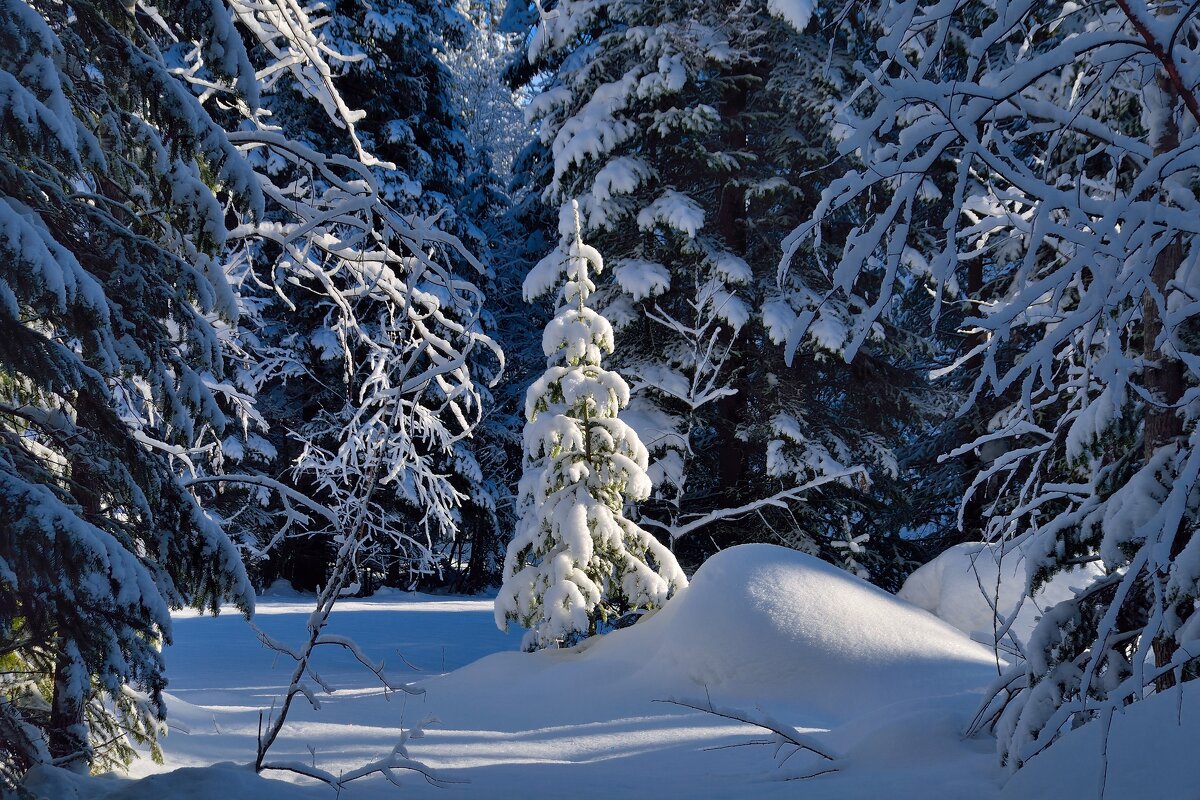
[510,0,930,584]
[516,0,763,556]
[0,0,258,778]
[736,2,945,586]
[496,202,686,650]
[767,0,1020,557]
[782,0,1200,770]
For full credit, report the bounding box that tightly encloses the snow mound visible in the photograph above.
[259,578,306,597]
[627,544,995,718]
[444,545,996,727]
[898,542,1102,649]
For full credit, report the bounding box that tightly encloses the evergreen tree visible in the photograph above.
[495,201,686,649]
[509,0,930,585]
[0,0,499,782]
[0,0,258,777]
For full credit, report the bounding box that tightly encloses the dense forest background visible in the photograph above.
[4,0,1200,787]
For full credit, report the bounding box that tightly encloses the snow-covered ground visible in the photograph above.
[24,544,1195,800]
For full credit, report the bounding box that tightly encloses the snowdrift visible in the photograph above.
[410,544,1004,797]
[898,542,1103,648]
[435,544,997,723]
[22,763,303,800]
[629,542,998,718]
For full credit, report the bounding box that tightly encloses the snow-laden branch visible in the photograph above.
[642,467,868,540]
[778,0,1200,768]
[183,474,339,526]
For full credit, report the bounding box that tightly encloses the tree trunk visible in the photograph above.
[1144,71,1187,692]
[50,455,103,770]
[386,544,402,587]
[1144,233,1185,454]
[958,259,987,543]
[463,522,488,594]
[714,75,750,495]
[48,637,87,770]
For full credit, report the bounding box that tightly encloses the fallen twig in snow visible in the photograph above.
[259,717,462,790]
[657,695,840,779]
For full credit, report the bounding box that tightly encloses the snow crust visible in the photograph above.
[613,258,671,300]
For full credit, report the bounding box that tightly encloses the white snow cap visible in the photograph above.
[768,0,816,32]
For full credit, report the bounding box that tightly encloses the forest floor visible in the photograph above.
[23,545,1197,800]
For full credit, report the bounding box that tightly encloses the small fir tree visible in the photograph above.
[495,201,686,650]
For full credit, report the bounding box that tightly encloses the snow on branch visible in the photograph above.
[183,474,339,526]
[779,0,1200,768]
[641,467,868,541]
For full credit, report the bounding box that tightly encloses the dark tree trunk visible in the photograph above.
[50,455,100,770]
[958,258,987,543]
[48,638,87,770]
[1144,73,1187,691]
[386,544,402,587]
[714,76,750,495]
[1144,229,1185,455]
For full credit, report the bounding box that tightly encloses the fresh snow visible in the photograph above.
[767,0,817,32]
[613,258,671,301]
[635,190,704,237]
[27,545,1020,799]
[25,543,1190,799]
